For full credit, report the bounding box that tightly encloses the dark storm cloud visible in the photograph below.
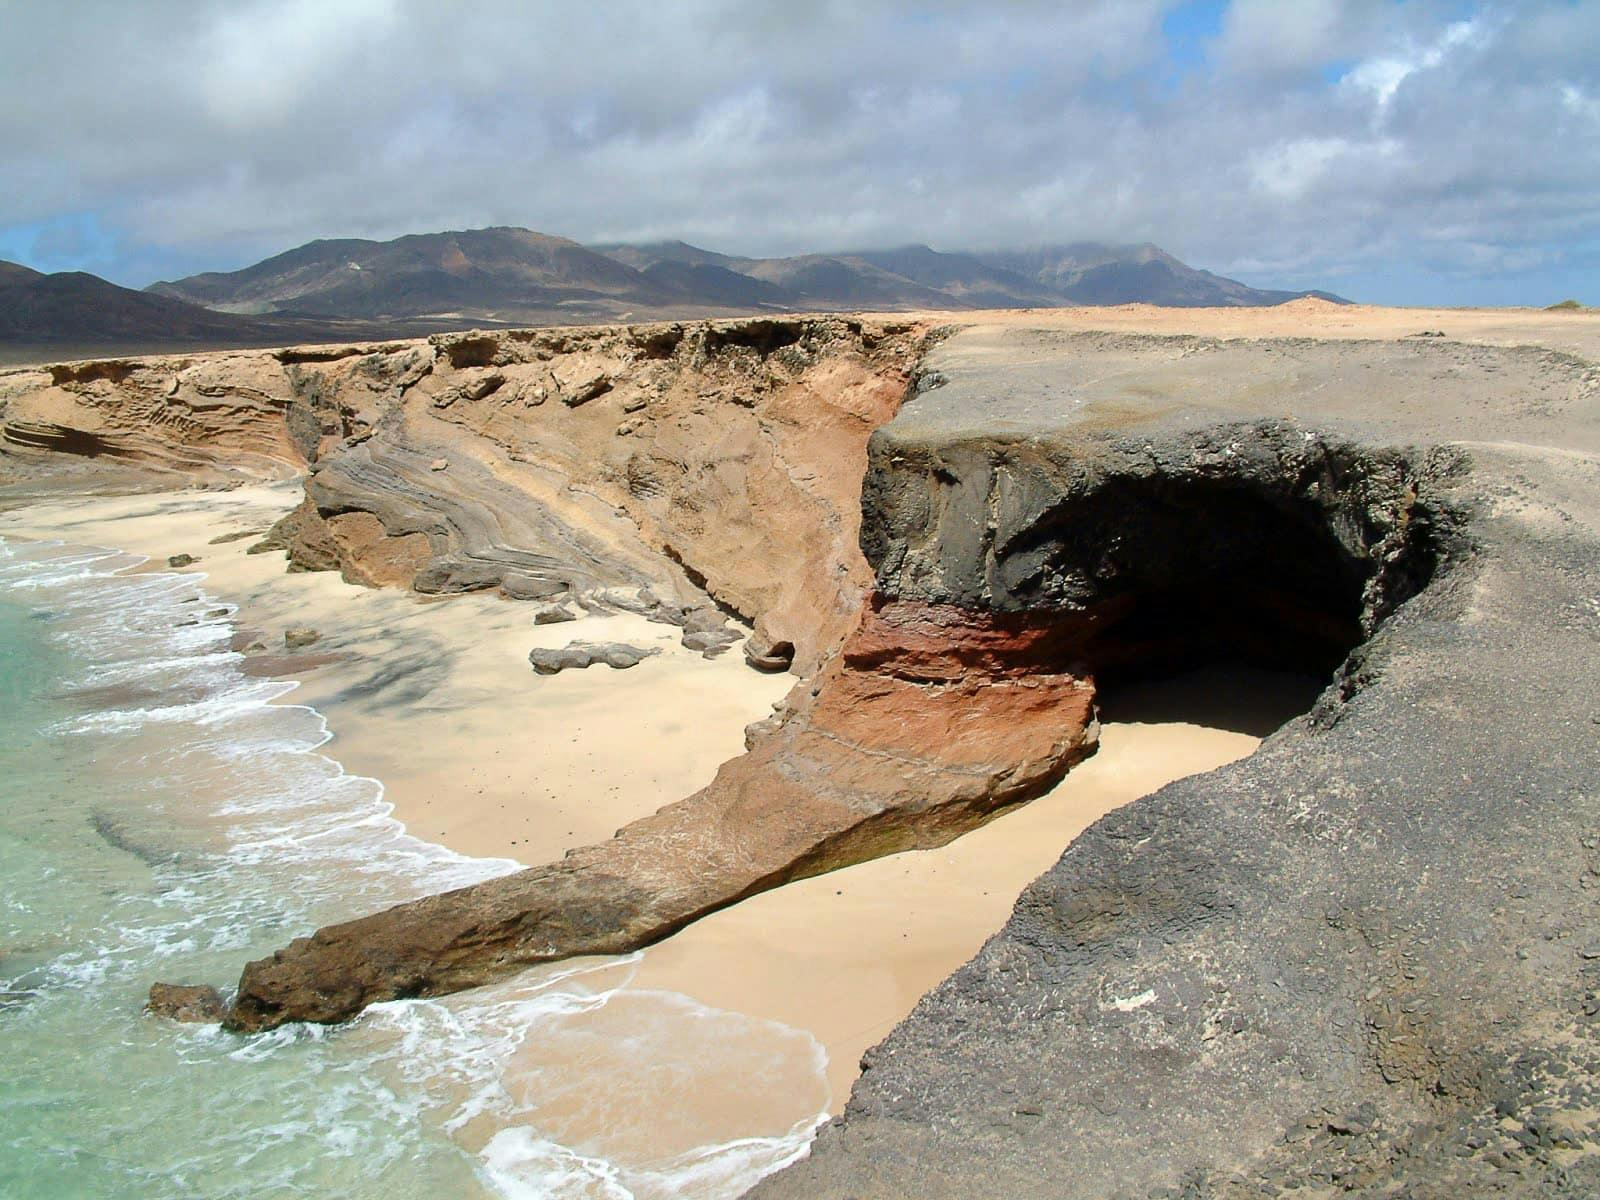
[1,0,1596,303]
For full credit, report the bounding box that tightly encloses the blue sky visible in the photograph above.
[1,0,1596,305]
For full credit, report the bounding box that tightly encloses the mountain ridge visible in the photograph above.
[153,227,1347,321]
[1,229,1348,360]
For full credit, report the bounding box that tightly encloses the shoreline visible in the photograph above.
[0,476,1290,1109]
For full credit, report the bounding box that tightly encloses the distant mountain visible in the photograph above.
[0,229,1347,361]
[848,246,1063,307]
[150,227,671,322]
[155,227,1345,328]
[593,239,748,273]
[973,243,1335,307]
[0,261,294,347]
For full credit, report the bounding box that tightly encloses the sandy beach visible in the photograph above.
[0,478,1296,1107]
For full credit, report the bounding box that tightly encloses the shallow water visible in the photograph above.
[0,537,827,1199]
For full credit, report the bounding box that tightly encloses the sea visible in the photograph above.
[0,535,827,1199]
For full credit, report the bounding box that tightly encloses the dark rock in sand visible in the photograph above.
[500,573,569,601]
[411,554,506,594]
[146,983,226,1023]
[532,601,579,625]
[528,641,659,674]
[166,553,198,568]
[682,628,738,657]
[743,633,795,672]
[207,528,266,545]
[283,627,321,650]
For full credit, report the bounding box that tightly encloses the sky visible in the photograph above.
[1,0,1596,305]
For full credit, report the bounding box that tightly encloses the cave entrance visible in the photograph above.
[1007,458,1446,738]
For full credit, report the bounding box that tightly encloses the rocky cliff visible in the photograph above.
[3,316,929,671]
[750,322,1600,1198]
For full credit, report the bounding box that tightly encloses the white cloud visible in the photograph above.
[196,0,402,129]
[1342,17,1484,115]
[0,0,1596,304]
[1563,84,1600,122]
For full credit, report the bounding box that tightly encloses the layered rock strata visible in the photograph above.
[14,311,1600,1195]
[4,316,929,668]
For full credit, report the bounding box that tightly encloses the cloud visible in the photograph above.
[0,0,1596,304]
[1342,17,1485,114]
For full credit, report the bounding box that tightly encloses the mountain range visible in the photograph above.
[2,226,1345,360]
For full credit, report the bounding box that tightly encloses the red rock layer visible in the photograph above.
[218,597,1099,1029]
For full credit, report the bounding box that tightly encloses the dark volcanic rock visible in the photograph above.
[749,327,1600,1199]
[500,573,569,601]
[531,600,579,624]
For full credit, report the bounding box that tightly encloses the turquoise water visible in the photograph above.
[0,537,826,1199]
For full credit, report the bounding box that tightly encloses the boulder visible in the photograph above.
[532,601,579,625]
[529,641,659,674]
[146,983,225,1023]
[744,632,795,672]
[682,628,739,657]
[559,371,612,407]
[500,573,568,601]
[284,627,321,650]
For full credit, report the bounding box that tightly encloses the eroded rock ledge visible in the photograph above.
[226,592,1098,1028]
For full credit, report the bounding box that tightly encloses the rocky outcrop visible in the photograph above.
[750,325,1600,1199]
[3,316,928,670]
[224,593,1098,1030]
[0,352,309,474]
[205,414,1456,1037]
[146,983,226,1023]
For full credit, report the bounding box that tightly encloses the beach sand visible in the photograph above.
[0,480,792,867]
[0,479,1296,1110]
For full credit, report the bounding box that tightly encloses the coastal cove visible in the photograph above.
[0,481,1284,1192]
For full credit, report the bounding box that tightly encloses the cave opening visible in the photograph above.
[1006,462,1449,738]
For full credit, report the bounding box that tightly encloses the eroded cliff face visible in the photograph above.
[0,352,316,472]
[264,318,929,672]
[3,317,931,671]
[212,415,1452,1033]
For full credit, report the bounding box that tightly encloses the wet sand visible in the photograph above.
[0,481,1308,1112]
